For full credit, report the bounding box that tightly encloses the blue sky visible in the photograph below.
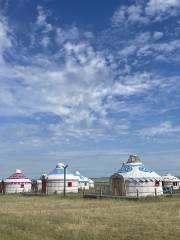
[0,0,180,178]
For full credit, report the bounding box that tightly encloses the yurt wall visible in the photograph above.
[124,180,163,197]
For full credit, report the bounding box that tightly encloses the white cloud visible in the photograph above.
[56,26,80,45]
[36,5,53,31]
[111,4,148,26]
[112,0,180,27]
[0,16,11,62]
[41,35,50,47]
[138,122,180,137]
[146,0,180,16]
[0,4,179,146]
[153,31,164,40]
[0,37,162,142]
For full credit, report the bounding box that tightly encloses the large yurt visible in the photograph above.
[4,169,32,193]
[47,163,79,194]
[162,173,180,192]
[110,155,163,197]
[75,171,90,190]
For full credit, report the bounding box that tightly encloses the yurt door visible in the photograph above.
[112,177,124,196]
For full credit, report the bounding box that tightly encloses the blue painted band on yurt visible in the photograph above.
[139,164,152,173]
[118,165,132,173]
[49,168,65,175]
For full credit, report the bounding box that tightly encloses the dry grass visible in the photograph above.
[0,194,180,240]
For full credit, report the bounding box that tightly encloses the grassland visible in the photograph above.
[0,194,180,240]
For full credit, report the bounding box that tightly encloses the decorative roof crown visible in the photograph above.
[127,155,142,163]
[56,163,65,169]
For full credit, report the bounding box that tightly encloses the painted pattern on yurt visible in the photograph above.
[111,155,163,197]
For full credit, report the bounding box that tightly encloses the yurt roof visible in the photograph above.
[48,163,79,180]
[115,155,162,182]
[75,171,89,182]
[162,173,180,182]
[88,178,94,183]
[4,169,31,183]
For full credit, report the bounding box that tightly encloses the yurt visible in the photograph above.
[110,155,163,197]
[37,179,42,192]
[75,171,90,190]
[88,178,94,188]
[47,163,79,194]
[162,173,180,192]
[4,169,32,193]
[31,179,42,192]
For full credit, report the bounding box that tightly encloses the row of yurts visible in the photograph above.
[0,155,179,196]
[0,163,94,194]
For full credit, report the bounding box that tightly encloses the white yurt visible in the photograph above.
[47,163,79,194]
[110,155,163,197]
[4,169,32,193]
[162,173,180,192]
[88,178,94,188]
[32,179,42,192]
[75,171,90,190]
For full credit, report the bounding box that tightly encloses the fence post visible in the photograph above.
[170,186,173,196]
[136,189,139,199]
[155,188,157,196]
[100,186,103,197]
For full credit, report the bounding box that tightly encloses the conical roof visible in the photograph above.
[5,169,31,183]
[75,171,89,182]
[48,163,79,180]
[127,155,142,163]
[116,155,162,182]
[88,178,94,184]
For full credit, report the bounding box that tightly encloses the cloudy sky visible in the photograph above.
[0,0,180,178]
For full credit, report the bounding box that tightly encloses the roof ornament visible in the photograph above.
[127,155,142,163]
[56,163,65,169]
[75,171,80,176]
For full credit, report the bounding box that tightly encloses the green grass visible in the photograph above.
[0,194,180,240]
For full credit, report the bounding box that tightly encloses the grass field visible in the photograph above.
[0,194,180,240]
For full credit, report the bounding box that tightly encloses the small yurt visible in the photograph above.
[31,179,42,192]
[88,178,94,188]
[37,179,42,192]
[110,155,163,197]
[75,171,90,190]
[162,173,180,192]
[4,169,32,193]
[47,163,79,194]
